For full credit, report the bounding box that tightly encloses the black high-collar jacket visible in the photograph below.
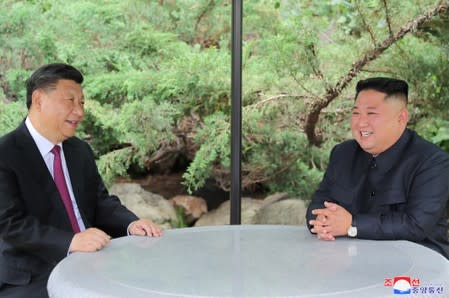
[307,129,449,259]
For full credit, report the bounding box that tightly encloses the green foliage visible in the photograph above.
[77,100,119,156]
[4,68,29,101]
[431,125,449,153]
[97,147,136,188]
[388,36,449,114]
[183,101,330,198]
[415,118,449,154]
[111,99,179,155]
[85,98,179,187]
[156,47,231,115]
[84,72,159,106]
[268,160,324,200]
[0,101,26,136]
[139,0,232,47]
[183,112,230,193]
[123,25,179,61]
[174,206,188,228]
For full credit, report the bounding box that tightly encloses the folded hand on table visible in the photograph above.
[309,201,352,241]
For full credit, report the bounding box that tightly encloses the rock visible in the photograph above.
[261,192,289,206]
[169,195,208,225]
[253,198,307,226]
[194,198,263,226]
[109,183,177,229]
[194,193,308,227]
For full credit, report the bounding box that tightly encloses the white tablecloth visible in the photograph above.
[48,225,449,297]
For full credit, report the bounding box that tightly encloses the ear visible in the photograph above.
[398,108,409,125]
[31,89,45,111]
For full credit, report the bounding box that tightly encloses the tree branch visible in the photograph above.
[355,2,377,44]
[382,0,394,37]
[308,43,325,80]
[245,94,307,110]
[194,0,216,34]
[304,2,449,146]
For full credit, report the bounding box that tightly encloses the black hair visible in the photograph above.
[355,77,408,104]
[26,63,84,109]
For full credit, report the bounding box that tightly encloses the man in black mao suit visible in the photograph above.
[0,63,162,297]
[306,77,449,259]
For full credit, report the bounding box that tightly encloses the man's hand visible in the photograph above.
[309,201,352,240]
[69,228,111,253]
[310,213,335,241]
[128,219,162,237]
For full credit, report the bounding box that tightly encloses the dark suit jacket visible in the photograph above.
[306,129,449,259]
[0,122,138,286]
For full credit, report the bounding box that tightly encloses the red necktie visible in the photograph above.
[51,145,81,233]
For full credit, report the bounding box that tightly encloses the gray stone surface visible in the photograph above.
[195,193,308,227]
[110,183,177,229]
[253,198,307,225]
[194,198,263,226]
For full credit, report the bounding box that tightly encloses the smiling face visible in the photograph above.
[351,89,408,155]
[29,79,85,144]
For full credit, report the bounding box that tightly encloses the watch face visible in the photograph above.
[348,226,357,237]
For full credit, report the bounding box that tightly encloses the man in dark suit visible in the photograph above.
[306,77,449,259]
[0,63,162,297]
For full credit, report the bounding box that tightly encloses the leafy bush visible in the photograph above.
[183,102,330,199]
[415,118,449,154]
[0,100,26,136]
[83,98,179,186]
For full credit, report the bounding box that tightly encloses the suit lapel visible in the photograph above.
[14,122,73,229]
[15,122,57,194]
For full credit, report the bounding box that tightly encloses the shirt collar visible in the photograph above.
[25,117,62,157]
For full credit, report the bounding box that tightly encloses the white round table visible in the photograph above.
[47,225,449,297]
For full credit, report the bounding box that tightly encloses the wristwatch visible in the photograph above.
[347,215,357,238]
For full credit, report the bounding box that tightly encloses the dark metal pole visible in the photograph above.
[230,0,242,225]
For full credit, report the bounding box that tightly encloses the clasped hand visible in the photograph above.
[309,201,352,241]
[69,219,162,253]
